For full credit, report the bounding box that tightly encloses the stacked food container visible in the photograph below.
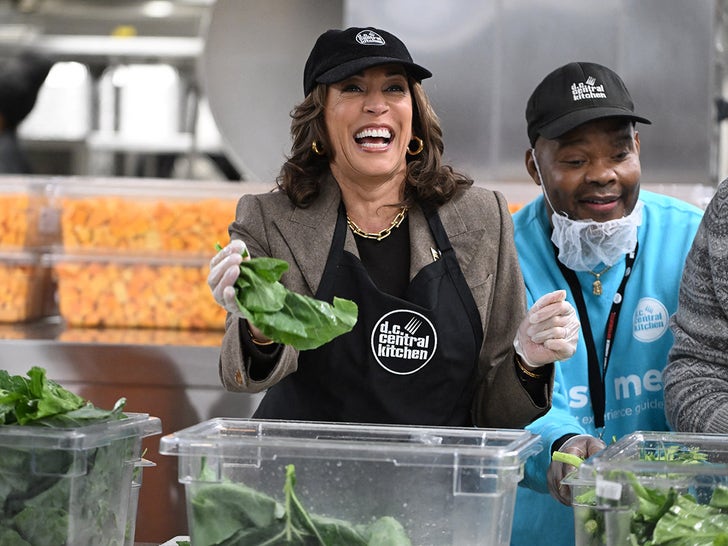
[0,177,55,325]
[0,175,270,343]
[46,177,243,335]
[159,418,542,546]
[565,431,728,546]
[0,412,162,545]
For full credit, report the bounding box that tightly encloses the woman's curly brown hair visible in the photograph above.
[276,78,473,209]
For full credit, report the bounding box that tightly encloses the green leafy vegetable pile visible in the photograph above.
[574,445,728,545]
[0,367,133,546]
[218,243,358,350]
[0,366,126,426]
[189,463,411,546]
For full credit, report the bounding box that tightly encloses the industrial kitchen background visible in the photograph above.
[0,0,724,198]
[0,1,724,542]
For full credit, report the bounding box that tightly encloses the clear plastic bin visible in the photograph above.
[564,431,728,546]
[46,251,225,329]
[0,175,54,249]
[0,412,162,546]
[159,418,542,546]
[49,177,255,254]
[0,250,53,322]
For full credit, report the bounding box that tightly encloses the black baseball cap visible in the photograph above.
[303,27,432,96]
[526,61,651,146]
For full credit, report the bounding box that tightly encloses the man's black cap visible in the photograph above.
[526,61,651,146]
[303,27,432,96]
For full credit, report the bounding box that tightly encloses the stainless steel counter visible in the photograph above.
[0,318,263,544]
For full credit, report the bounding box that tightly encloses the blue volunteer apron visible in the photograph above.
[253,204,483,426]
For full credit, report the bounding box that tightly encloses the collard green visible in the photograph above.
[573,446,728,545]
[219,243,358,350]
[189,464,411,546]
[0,367,133,545]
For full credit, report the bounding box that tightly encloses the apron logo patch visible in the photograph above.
[632,297,668,342]
[370,310,437,375]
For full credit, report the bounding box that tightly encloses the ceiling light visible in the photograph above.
[142,1,174,18]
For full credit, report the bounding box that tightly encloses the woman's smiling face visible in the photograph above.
[323,63,413,185]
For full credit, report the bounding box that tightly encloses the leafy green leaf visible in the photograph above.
[362,516,412,545]
[712,486,728,510]
[236,261,289,313]
[576,445,728,545]
[651,494,728,545]
[0,367,87,425]
[626,474,677,522]
[191,482,283,545]
[32,397,126,428]
[0,528,31,546]
[255,294,358,351]
[222,245,358,351]
[0,367,137,545]
[190,463,411,545]
[307,514,369,545]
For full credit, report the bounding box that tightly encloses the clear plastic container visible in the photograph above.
[0,413,162,546]
[0,175,54,249]
[48,177,264,254]
[46,251,225,329]
[159,418,542,546]
[564,431,728,546]
[0,250,53,322]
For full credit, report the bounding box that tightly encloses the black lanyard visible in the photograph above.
[555,243,638,429]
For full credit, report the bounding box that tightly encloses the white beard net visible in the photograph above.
[551,200,643,271]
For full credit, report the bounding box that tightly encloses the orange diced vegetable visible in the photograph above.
[61,196,237,253]
[0,262,46,322]
[54,260,226,330]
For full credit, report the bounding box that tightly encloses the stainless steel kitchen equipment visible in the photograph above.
[203,0,728,186]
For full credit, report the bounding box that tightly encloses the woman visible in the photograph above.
[208,26,579,428]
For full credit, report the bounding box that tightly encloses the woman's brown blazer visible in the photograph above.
[218,176,553,428]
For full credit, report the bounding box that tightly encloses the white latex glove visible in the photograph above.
[548,434,606,505]
[514,289,580,368]
[207,239,248,318]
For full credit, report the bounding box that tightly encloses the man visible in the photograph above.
[509,61,703,546]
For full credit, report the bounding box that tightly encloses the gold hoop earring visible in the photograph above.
[406,136,424,156]
[311,140,324,156]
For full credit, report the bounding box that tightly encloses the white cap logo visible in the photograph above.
[571,75,607,102]
[356,30,386,46]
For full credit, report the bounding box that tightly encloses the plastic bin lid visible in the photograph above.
[159,417,542,468]
[0,412,162,450]
[568,430,728,483]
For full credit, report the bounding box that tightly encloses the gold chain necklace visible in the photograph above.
[587,264,613,296]
[346,207,408,241]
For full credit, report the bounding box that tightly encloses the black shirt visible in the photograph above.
[352,216,410,298]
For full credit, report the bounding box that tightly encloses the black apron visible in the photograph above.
[253,205,483,426]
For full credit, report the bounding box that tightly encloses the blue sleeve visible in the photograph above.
[520,364,587,492]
